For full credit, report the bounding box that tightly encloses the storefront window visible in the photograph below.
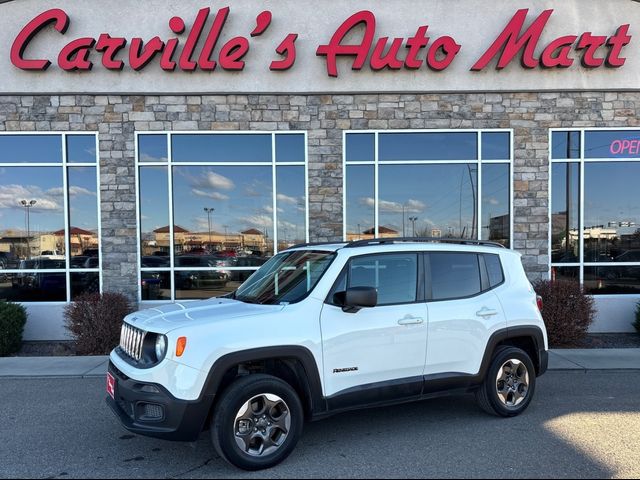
[344,130,512,246]
[137,132,308,302]
[551,129,640,295]
[0,133,100,302]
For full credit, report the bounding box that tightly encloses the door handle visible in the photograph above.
[476,307,498,318]
[397,315,424,325]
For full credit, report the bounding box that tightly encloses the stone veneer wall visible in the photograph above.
[1,92,639,303]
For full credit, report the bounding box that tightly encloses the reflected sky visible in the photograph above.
[584,162,640,234]
[481,163,510,244]
[68,167,98,233]
[172,134,272,162]
[139,167,169,239]
[275,134,305,163]
[379,132,477,161]
[276,167,306,244]
[0,135,62,163]
[345,165,374,234]
[172,166,274,236]
[67,136,97,164]
[139,134,168,162]
[0,167,65,233]
[378,164,478,238]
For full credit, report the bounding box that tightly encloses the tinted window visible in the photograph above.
[348,254,418,305]
[484,254,504,288]
[430,253,481,300]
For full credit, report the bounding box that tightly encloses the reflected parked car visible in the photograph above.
[174,256,228,290]
[0,252,19,269]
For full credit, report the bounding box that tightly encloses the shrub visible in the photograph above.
[533,279,596,347]
[634,302,640,334]
[64,292,134,355]
[0,301,28,356]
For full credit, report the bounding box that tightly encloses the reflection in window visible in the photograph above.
[585,130,640,159]
[67,135,97,163]
[430,253,481,300]
[345,165,375,241]
[172,134,272,162]
[584,266,640,295]
[276,167,306,250]
[68,167,99,263]
[348,254,418,305]
[345,130,511,243]
[551,131,580,159]
[0,134,100,302]
[481,164,510,247]
[345,133,375,162]
[379,132,477,161]
[379,164,477,239]
[276,134,305,162]
[0,135,62,163]
[550,129,640,296]
[138,134,168,162]
[172,166,274,257]
[584,163,640,263]
[138,132,308,302]
[551,266,579,283]
[551,163,580,263]
[482,132,510,160]
[139,167,169,258]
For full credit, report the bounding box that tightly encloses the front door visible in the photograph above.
[320,253,428,406]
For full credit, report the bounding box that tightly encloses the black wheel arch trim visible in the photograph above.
[202,345,326,416]
[481,325,547,378]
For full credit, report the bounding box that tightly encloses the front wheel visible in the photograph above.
[211,374,304,471]
[475,346,536,417]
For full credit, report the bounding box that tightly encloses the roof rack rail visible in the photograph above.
[286,241,347,250]
[344,237,506,249]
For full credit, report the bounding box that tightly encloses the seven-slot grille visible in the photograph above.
[119,322,146,361]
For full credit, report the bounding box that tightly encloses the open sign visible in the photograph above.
[610,138,640,155]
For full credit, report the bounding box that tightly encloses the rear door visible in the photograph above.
[424,252,507,376]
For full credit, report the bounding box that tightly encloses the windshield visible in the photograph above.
[234,250,336,305]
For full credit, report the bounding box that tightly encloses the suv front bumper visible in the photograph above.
[106,361,214,442]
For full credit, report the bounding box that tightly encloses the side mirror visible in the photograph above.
[334,286,377,313]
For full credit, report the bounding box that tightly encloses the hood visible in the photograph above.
[124,298,284,334]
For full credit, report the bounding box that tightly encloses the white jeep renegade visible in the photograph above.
[107,238,548,471]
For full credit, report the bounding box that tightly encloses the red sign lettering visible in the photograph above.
[471,9,631,71]
[8,7,633,76]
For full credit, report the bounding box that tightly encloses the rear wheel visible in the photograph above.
[475,346,536,417]
[211,374,304,470]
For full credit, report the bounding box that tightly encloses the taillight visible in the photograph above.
[536,294,543,312]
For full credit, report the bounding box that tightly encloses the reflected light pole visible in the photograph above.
[20,199,37,259]
[204,207,214,251]
[409,216,418,237]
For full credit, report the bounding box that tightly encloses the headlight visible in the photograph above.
[154,335,167,361]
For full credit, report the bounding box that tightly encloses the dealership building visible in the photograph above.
[1,0,639,339]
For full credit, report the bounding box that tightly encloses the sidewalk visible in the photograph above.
[0,349,639,378]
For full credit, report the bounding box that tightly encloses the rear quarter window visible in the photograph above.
[484,254,505,288]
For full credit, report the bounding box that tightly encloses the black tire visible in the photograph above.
[211,374,304,471]
[475,346,536,417]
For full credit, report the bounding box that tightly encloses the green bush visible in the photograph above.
[0,301,28,356]
[533,279,596,347]
[633,302,640,334]
[64,292,134,355]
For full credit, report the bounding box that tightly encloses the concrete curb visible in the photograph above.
[1,349,639,378]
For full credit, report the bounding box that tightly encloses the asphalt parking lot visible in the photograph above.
[1,371,639,479]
